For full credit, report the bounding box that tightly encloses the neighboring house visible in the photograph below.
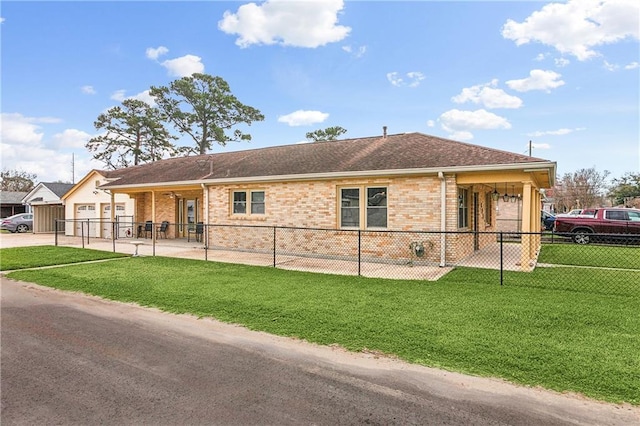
[100,131,556,270]
[22,182,74,233]
[61,170,135,239]
[0,191,29,218]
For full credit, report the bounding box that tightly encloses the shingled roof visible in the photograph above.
[103,132,553,188]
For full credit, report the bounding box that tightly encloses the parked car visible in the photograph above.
[555,209,583,218]
[554,208,640,244]
[541,210,555,230]
[0,213,33,233]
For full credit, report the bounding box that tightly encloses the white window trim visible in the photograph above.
[338,185,388,230]
[231,189,266,216]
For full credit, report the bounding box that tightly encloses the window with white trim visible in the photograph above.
[232,190,265,215]
[458,188,469,228]
[339,186,388,229]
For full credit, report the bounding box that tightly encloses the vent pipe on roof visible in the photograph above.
[383,126,387,138]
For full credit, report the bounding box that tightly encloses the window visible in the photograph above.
[340,186,388,229]
[605,210,627,221]
[341,188,360,227]
[367,187,387,228]
[233,191,247,214]
[232,190,265,215]
[484,192,492,225]
[251,191,265,214]
[458,188,469,228]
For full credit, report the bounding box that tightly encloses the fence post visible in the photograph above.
[55,219,58,246]
[81,221,85,249]
[499,231,504,286]
[112,221,116,252]
[273,227,277,268]
[358,230,361,276]
[86,219,90,246]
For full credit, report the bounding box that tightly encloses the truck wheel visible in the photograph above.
[572,231,591,244]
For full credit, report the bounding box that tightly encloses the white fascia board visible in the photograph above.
[102,161,556,190]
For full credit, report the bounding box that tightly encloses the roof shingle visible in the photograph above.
[103,132,553,187]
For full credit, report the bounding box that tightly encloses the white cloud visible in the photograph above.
[526,128,586,137]
[110,89,156,106]
[387,71,425,88]
[0,113,88,182]
[0,113,60,147]
[555,58,570,67]
[218,0,350,48]
[502,0,640,61]
[342,44,367,58]
[277,110,329,126]
[426,120,435,128]
[81,85,96,95]
[439,109,511,140]
[506,69,564,92]
[625,61,640,70]
[161,54,204,77]
[603,60,619,71]
[451,80,523,109]
[146,46,169,60]
[534,53,547,61]
[0,17,4,24]
[53,129,92,149]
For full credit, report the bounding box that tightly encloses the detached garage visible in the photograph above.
[22,182,74,233]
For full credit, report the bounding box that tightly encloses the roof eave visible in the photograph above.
[102,161,556,190]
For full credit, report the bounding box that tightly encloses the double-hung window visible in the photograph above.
[232,190,265,215]
[458,188,469,228]
[340,186,388,229]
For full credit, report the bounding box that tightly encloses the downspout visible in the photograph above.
[438,171,446,267]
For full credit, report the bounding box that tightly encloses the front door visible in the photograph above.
[178,198,199,238]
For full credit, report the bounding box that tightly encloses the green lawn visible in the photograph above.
[539,243,640,269]
[0,245,128,270]
[2,245,639,405]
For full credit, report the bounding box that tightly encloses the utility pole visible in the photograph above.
[529,140,532,156]
[71,153,75,183]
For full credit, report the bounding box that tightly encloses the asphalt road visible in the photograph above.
[1,277,638,425]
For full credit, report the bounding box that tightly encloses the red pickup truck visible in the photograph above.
[554,208,640,244]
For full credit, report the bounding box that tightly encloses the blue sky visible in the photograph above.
[2,0,638,184]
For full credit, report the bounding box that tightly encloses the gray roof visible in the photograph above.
[41,182,75,198]
[103,132,554,187]
[0,191,28,204]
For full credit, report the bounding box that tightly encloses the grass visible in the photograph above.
[2,245,639,405]
[539,243,640,269]
[0,245,128,270]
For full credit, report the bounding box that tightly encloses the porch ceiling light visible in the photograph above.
[491,184,500,201]
[510,185,517,203]
[502,183,509,202]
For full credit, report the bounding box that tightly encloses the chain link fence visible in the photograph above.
[53,220,639,297]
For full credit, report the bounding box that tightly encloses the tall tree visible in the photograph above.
[553,167,610,211]
[0,169,36,191]
[86,99,179,169]
[306,126,347,142]
[608,172,640,207]
[150,73,264,155]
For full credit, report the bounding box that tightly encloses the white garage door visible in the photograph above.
[101,204,127,238]
[75,204,96,237]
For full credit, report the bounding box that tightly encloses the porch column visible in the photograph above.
[520,182,533,271]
